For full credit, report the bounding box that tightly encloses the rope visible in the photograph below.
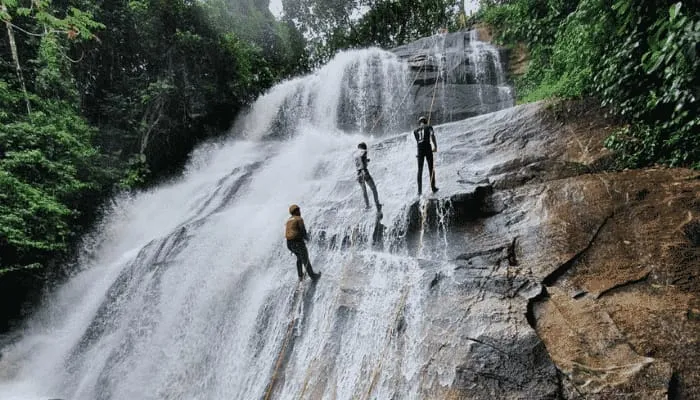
[368,61,425,133]
[427,34,445,125]
[297,226,361,399]
[264,281,305,400]
[427,62,441,126]
[362,287,409,400]
[368,33,443,133]
[424,34,445,192]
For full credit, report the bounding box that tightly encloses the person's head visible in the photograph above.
[289,204,301,216]
[357,142,367,150]
[418,116,428,125]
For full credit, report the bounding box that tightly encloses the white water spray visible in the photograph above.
[467,29,514,114]
[0,41,515,400]
[242,48,412,140]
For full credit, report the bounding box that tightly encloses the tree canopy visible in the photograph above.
[0,0,308,329]
[479,0,699,168]
[282,0,465,65]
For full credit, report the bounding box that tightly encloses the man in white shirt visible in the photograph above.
[353,142,382,212]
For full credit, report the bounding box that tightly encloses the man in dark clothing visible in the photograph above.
[285,204,320,282]
[353,142,382,212]
[413,116,439,195]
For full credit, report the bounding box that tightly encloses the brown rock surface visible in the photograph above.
[411,99,699,398]
[533,168,700,398]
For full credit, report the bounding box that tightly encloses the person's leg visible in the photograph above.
[287,241,305,280]
[426,151,437,192]
[299,242,319,279]
[358,173,370,208]
[296,257,304,280]
[364,172,381,210]
[416,153,425,195]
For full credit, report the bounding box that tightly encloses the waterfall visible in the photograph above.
[0,40,526,400]
[391,30,515,123]
[241,48,413,140]
[467,29,514,115]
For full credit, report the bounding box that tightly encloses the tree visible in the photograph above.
[0,0,311,328]
[479,0,700,168]
[0,0,107,273]
[1,2,30,114]
[282,0,461,65]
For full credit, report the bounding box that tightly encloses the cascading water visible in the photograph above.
[391,30,515,123]
[467,29,513,115]
[241,49,413,139]
[0,37,524,400]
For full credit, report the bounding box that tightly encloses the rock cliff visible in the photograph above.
[411,100,699,398]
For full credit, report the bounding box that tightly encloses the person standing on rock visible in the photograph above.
[413,116,439,195]
[285,204,320,282]
[353,142,382,213]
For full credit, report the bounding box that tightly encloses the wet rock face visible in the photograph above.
[451,334,558,398]
[391,31,514,124]
[404,101,699,398]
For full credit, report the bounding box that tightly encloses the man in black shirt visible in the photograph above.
[413,116,438,195]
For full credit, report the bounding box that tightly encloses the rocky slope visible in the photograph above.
[417,100,699,398]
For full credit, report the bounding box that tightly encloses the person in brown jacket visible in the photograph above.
[285,204,320,282]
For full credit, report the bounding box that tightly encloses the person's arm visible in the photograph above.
[430,126,437,152]
[300,218,310,241]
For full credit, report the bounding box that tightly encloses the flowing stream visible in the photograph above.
[0,31,515,400]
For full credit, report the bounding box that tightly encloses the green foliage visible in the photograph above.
[480,0,601,101]
[349,0,459,48]
[36,34,77,101]
[0,80,24,120]
[0,169,71,253]
[598,1,699,167]
[0,0,309,282]
[72,0,299,177]
[203,0,309,77]
[0,87,108,272]
[1,0,104,40]
[0,0,109,275]
[283,0,461,65]
[119,154,150,189]
[479,0,699,168]
[547,0,611,97]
